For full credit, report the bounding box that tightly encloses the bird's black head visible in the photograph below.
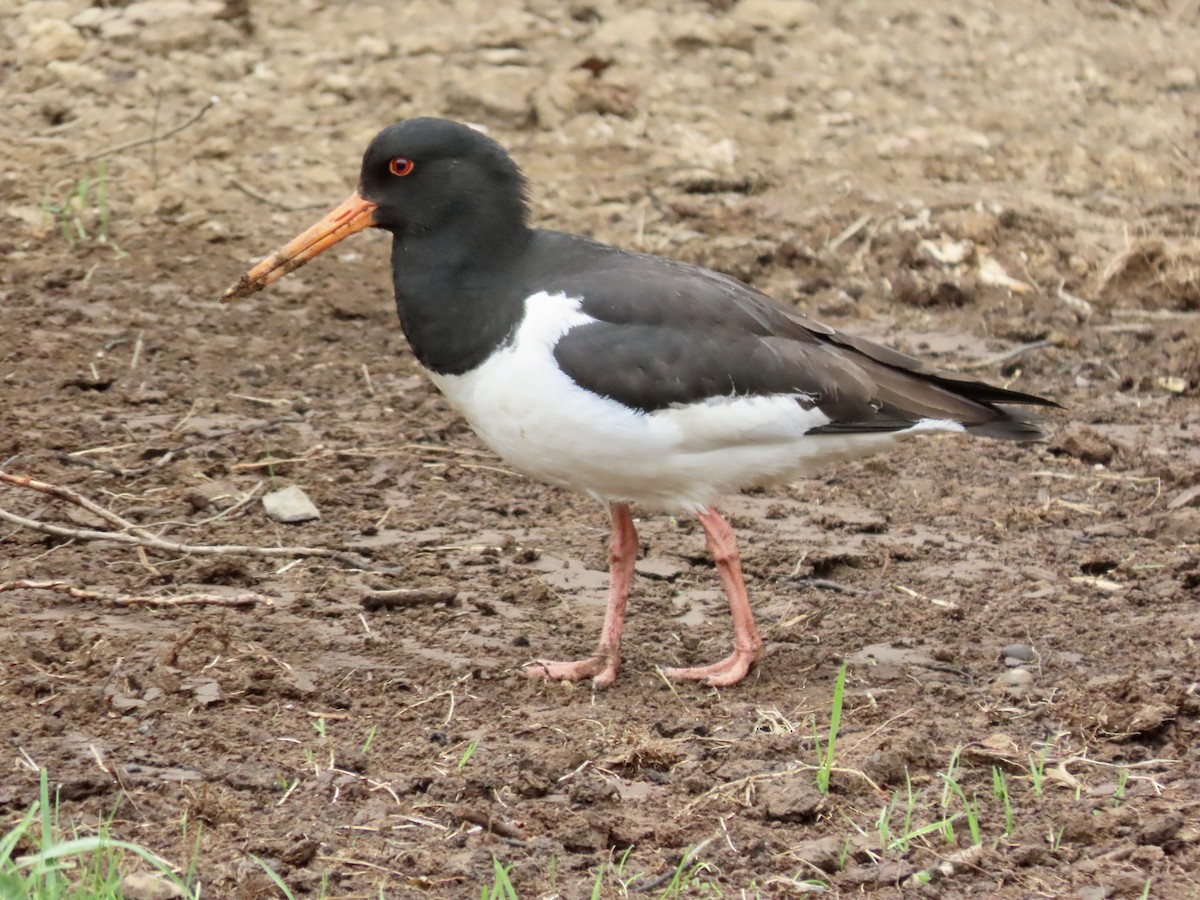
[358,117,531,238]
[219,117,533,305]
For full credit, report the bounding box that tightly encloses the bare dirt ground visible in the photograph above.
[2,0,1199,896]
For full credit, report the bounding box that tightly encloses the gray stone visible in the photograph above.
[1000,668,1034,687]
[443,67,536,127]
[1000,643,1036,662]
[635,557,685,581]
[759,780,824,823]
[23,19,86,62]
[1164,66,1197,91]
[120,872,184,900]
[730,0,818,30]
[262,485,321,524]
[787,835,844,873]
[592,9,664,50]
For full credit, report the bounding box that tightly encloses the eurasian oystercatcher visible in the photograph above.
[223,117,1056,688]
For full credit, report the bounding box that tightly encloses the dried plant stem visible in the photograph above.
[0,580,269,608]
[0,469,372,569]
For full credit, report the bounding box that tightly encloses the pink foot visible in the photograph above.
[662,646,761,687]
[523,503,636,690]
[525,651,619,688]
[660,508,765,687]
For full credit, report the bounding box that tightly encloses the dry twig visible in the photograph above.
[0,580,269,608]
[960,339,1055,371]
[55,449,175,479]
[361,587,459,610]
[72,96,219,165]
[0,469,373,570]
[228,178,329,212]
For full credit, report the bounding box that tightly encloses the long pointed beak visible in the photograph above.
[221,191,380,303]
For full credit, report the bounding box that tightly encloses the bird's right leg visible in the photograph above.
[525,501,638,689]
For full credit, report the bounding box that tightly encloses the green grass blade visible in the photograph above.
[816,661,848,794]
[249,853,297,900]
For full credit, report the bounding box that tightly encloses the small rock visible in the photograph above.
[120,872,184,900]
[531,67,589,128]
[262,485,321,524]
[189,679,222,706]
[282,837,320,867]
[758,780,824,823]
[635,557,684,581]
[1000,668,1033,688]
[23,19,86,62]
[592,8,664,50]
[1050,429,1118,466]
[1167,484,1200,511]
[788,835,844,873]
[47,60,105,88]
[109,694,147,713]
[443,66,535,127]
[1123,703,1174,737]
[731,0,818,30]
[666,13,725,50]
[1164,65,1197,91]
[941,208,999,244]
[1137,812,1183,846]
[131,188,186,219]
[1000,643,1036,663]
[355,35,392,59]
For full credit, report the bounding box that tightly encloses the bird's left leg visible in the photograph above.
[662,507,763,686]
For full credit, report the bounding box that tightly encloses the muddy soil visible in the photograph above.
[2,0,1199,896]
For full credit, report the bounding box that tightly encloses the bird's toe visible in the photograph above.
[662,647,760,687]
[524,651,619,687]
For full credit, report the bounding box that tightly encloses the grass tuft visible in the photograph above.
[40,164,125,255]
[2,769,199,899]
[481,857,518,900]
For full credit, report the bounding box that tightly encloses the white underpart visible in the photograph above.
[427,292,966,513]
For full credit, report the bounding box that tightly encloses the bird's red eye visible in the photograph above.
[389,157,415,177]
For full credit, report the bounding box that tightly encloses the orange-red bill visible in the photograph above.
[220,191,380,303]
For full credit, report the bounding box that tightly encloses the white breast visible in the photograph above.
[427,292,964,513]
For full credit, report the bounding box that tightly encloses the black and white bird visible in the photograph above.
[223,117,1056,688]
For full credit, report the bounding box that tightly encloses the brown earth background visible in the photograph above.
[2,0,1199,897]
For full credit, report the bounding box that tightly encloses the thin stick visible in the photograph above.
[0,470,372,569]
[361,587,458,610]
[55,450,175,478]
[826,213,872,252]
[2,470,161,540]
[0,580,269,608]
[455,807,528,842]
[960,339,1055,371]
[228,178,328,212]
[73,96,220,165]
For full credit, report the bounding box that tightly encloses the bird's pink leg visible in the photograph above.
[663,507,763,686]
[526,502,638,688]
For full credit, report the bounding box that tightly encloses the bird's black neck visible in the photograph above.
[390,220,534,375]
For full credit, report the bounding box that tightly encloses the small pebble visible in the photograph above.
[120,872,184,900]
[262,485,321,524]
[1164,65,1197,91]
[1000,668,1034,687]
[1000,643,1035,663]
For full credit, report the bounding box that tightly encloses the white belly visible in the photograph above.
[427,292,963,513]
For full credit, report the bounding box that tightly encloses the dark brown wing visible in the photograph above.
[536,234,1057,439]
